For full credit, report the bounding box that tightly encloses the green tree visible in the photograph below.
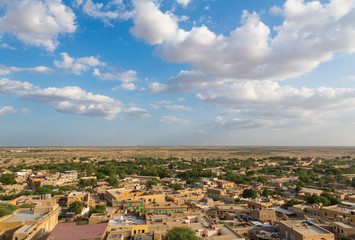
[164,227,201,240]
[79,178,97,187]
[95,172,106,180]
[106,175,119,187]
[257,176,269,185]
[34,185,56,195]
[169,183,183,191]
[242,189,258,199]
[146,178,164,188]
[305,194,321,204]
[0,173,16,185]
[261,188,271,197]
[0,204,18,217]
[68,201,84,215]
[283,199,304,208]
[90,204,106,215]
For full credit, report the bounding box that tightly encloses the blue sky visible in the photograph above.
[1,0,355,146]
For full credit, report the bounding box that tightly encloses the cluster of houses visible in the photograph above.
[0,164,354,240]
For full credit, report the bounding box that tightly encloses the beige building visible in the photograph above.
[67,191,91,207]
[0,196,59,239]
[251,208,276,222]
[214,179,234,189]
[332,222,355,239]
[321,205,352,220]
[279,220,334,240]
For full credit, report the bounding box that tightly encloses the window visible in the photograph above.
[134,230,136,234]
[142,230,145,233]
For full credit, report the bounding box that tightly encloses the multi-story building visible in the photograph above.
[251,208,276,222]
[0,196,59,239]
[279,220,334,240]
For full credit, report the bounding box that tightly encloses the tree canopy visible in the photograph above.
[242,189,258,199]
[68,201,84,215]
[0,173,16,185]
[164,227,201,240]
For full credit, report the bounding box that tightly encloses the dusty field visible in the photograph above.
[1,146,355,167]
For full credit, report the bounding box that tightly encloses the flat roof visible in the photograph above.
[333,222,354,229]
[47,222,108,240]
[327,206,352,213]
[1,211,45,222]
[300,188,323,193]
[109,215,146,227]
[281,221,332,236]
[270,207,295,215]
[217,205,249,210]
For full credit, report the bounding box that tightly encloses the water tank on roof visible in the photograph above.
[306,221,312,226]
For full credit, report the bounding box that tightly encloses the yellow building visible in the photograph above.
[0,197,59,239]
[332,222,355,239]
[215,179,234,189]
[251,208,276,222]
[107,215,148,236]
[321,205,352,220]
[279,220,334,240]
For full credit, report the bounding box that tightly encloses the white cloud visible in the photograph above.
[131,0,355,83]
[0,42,15,50]
[78,0,134,24]
[0,106,30,115]
[54,53,102,75]
[164,104,193,111]
[150,100,171,109]
[0,65,22,75]
[197,80,355,125]
[0,0,76,51]
[176,0,192,7]
[0,78,122,119]
[147,82,170,93]
[94,68,138,82]
[210,116,271,130]
[160,115,190,124]
[112,82,137,91]
[28,66,55,74]
[124,107,151,118]
[0,78,35,95]
[130,0,179,44]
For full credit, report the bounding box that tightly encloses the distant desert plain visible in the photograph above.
[1,146,355,167]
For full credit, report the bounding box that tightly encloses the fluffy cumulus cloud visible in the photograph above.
[0,78,35,95]
[160,115,190,124]
[75,0,134,23]
[132,0,355,82]
[112,82,137,91]
[197,81,355,126]
[0,78,122,119]
[133,0,355,130]
[176,0,192,7]
[0,0,76,51]
[130,0,179,45]
[0,106,30,115]
[54,53,101,75]
[124,107,151,118]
